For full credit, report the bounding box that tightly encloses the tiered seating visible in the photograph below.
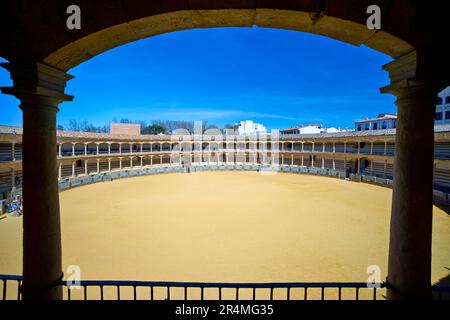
[370,161,385,178]
[371,142,386,155]
[87,162,97,174]
[324,158,334,169]
[99,160,109,172]
[14,144,22,160]
[359,142,371,154]
[385,142,395,156]
[385,162,394,179]
[434,142,450,159]
[324,143,334,152]
[303,143,313,152]
[434,166,450,192]
[346,143,358,154]
[334,159,346,171]
[334,143,345,153]
[0,143,13,162]
[60,164,72,178]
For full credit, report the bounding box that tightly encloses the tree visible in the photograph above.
[142,124,166,135]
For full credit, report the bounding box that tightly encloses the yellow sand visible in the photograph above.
[0,171,449,299]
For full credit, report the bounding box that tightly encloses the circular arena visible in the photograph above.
[1,170,449,299]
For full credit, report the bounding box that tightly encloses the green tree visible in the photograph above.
[142,124,166,135]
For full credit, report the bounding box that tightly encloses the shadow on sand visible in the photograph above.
[433,200,450,215]
[433,269,450,300]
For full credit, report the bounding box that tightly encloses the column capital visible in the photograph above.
[380,50,446,98]
[1,61,74,106]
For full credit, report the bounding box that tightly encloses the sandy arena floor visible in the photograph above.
[1,171,449,299]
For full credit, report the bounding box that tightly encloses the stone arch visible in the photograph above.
[38,7,415,72]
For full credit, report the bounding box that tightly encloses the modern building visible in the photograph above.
[435,86,450,125]
[237,120,266,135]
[355,114,397,131]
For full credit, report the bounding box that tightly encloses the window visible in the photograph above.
[446,111,450,120]
[365,123,370,130]
[357,124,361,131]
[393,121,396,128]
[446,96,450,104]
[435,112,443,121]
[437,97,443,105]
[373,123,378,130]
[382,121,387,129]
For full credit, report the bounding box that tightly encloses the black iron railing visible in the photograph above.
[1,275,449,300]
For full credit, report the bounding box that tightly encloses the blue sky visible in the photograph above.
[0,27,396,130]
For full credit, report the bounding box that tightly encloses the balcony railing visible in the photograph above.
[1,275,449,300]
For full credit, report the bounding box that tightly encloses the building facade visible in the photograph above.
[2,125,450,205]
[435,86,450,125]
[237,120,266,135]
[281,124,346,135]
[355,114,397,131]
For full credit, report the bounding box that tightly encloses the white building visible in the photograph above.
[237,120,267,135]
[435,86,450,125]
[281,123,347,135]
[355,114,397,131]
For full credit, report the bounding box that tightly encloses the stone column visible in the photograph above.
[58,163,62,180]
[291,154,293,166]
[11,168,15,190]
[96,159,100,174]
[72,143,75,157]
[380,51,442,300]
[119,157,122,170]
[1,61,73,300]
[72,161,75,178]
[96,143,99,155]
[84,160,88,175]
[108,158,111,172]
[58,143,62,158]
[12,142,16,161]
[108,143,111,155]
[84,143,87,156]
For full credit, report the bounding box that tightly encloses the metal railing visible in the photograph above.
[1,275,449,300]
